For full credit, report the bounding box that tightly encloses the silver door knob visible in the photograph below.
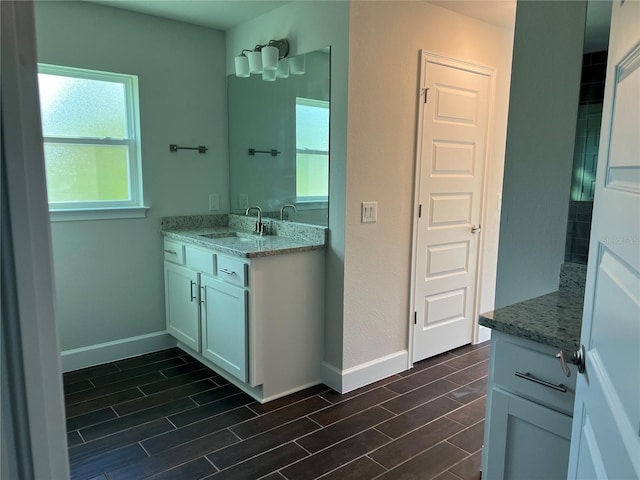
[471,225,482,234]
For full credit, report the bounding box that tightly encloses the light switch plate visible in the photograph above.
[362,201,377,223]
[209,194,220,211]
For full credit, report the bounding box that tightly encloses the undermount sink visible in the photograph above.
[198,232,259,242]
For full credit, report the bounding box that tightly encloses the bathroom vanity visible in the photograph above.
[161,214,326,403]
[480,265,585,480]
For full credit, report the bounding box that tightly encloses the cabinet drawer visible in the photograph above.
[217,255,248,287]
[185,245,217,276]
[164,240,185,265]
[493,334,577,415]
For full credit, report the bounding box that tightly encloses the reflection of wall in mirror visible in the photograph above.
[228,49,330,226]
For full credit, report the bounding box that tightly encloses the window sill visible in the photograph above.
[49,206,150,222]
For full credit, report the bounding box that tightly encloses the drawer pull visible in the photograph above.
[190,281,197,302]
[164,249,177,255]
[514,371,567,393]
[219,268,237,276]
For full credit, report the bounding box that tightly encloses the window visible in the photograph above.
[37,64,145,220]
[295,97,329,203]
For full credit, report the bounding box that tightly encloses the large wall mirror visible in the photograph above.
[228,48,330,226]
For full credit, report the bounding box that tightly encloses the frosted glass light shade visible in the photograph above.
[234,55,250,77]
[276,59,290,78]
[247,51,263,74]
[262,69,276,81]
[290,54,306,75]
[262,46,279,70]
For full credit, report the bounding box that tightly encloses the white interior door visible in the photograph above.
[567,1,640,478]
[411,53,492,362]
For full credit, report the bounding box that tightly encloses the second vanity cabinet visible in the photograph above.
[482,331,577,480]
[162,236,324,402]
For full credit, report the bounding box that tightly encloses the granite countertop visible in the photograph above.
[162,227,326,258]
[479,291,584,353]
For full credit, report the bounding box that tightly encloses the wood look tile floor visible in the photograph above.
[64,342,489,480]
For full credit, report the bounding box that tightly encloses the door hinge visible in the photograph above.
[414,312,417,325]
[418,204,422,218]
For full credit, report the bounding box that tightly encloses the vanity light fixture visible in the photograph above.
[234,38,291,80]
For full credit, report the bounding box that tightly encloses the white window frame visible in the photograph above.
[38,64,147,221]
[295,97,329,206]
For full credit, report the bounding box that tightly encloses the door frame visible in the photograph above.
[408,51,497,367]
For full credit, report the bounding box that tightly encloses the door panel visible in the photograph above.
[412,54,492,362]
[164,262,200,351]
[568,1,640,477]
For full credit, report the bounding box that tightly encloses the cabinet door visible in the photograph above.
[484,388,573,480]
[164,262,200,351]
[200,275,248,382]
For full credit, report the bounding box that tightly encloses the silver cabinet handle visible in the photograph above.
[219,268,237,276]
[515,371,567,393]
[200,285,205,305]
[471,225,482,234]
[164,249,177,255]
[190,280,197,302]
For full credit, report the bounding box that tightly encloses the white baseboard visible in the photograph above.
[321,350,409,394]
[61,332,176,372]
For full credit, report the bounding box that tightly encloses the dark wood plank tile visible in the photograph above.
[298,406,394,453]
[139,368,217,395]
[376,441,468,480]
[69,443,147,480]
[205,443,308,480]
[445,360,489,386]
[66,388,144,419]
[448,420,485,454]
[309,388,397,427]
[446,377,487,405]
[65,372,165,406]
[399,352,457,377]
[231,396,331,439]
[433,471,464,480]
[169,392,254,428]
[86,475,107,480]
[145,457,216,480]
[248,384,330,415]
[90,358,187,387]
[63,364,120,387]
[260,473,286,480]
[319,376,401,404]
[380,378,459,415]
[114,348,182,371]
[370,417,465,469]
[80,397,196,442]
[448,341,490,357]
[66,408,117,432]
[67,430,83,448]
[386,364,458,394]
[207,418,319,470]
[142,406,256,455]
[69,418,174,465]
[443,346,490,370]
[376,395,462,438]
[446,397,486,427]
[114,379,217,416]
[281,429,389,480]
[191,383,246,406]
[64,379,94,396]
[107,429,238,480]
[449,451,482,480]
[317,456,386,480]
[160,360,210,378]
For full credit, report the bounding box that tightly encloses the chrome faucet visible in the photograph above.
[280,204,297,221]
[245,206,263,234]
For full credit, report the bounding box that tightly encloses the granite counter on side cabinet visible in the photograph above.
[479,291,584,354]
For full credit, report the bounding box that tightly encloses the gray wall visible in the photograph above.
[35,2,228,350]
[495,0,586,308]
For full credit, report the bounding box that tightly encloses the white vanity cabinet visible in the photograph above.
[482,331,577,480]
[162,237,324,402]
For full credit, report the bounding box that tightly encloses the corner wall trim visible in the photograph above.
[61,332,176,372]
[321,350,409,394]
